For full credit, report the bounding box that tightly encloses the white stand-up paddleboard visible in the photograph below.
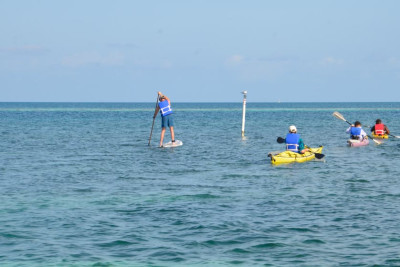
[162,140,183,148]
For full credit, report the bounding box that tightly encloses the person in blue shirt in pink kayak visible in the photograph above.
[153,91,176,147]
[346,121,367,140]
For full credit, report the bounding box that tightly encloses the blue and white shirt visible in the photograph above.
[346,126,367,140]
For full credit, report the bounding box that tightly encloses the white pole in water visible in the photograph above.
[241,90,247,139]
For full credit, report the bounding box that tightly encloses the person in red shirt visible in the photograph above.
[370,119,390,136]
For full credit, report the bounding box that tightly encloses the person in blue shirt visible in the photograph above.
[153,91,176,147]
[346,121,367,140]
[285,125,310,154]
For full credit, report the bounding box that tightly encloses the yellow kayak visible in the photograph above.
[372,133,389,139]
[268,147,324,165]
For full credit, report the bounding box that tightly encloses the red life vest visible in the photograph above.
[375,124,385,135]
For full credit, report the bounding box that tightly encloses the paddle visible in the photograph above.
[389,133,400,139]
[148,94,159,146]
[276,137,325,159]
[332,111,381,145]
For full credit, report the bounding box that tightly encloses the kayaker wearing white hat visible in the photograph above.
[285,125,310,154]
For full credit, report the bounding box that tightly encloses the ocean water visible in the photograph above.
[1,102,400,267]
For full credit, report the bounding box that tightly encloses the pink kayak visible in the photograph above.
[347,139,370,147]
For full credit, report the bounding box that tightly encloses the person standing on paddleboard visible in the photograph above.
[370,119,390,136]
[346,121,367,140]
[285,125,310,154]
[153,91,176,147]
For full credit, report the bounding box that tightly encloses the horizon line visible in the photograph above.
[1,101,400,104]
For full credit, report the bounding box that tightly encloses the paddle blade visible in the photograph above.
[277,137,285,144]
[365,135,382,145]
[314,153,325,159]
[371,138,382,145]
[332,111,346,121]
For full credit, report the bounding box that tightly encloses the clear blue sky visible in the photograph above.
[1,0,399,102]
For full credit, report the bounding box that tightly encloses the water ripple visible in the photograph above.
[1,102,400,266]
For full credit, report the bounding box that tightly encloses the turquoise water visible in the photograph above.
[1,102,400,266]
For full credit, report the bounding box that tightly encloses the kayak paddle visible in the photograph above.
[276,137,325,159]
[276,137,286,144]
[332,111,382,145]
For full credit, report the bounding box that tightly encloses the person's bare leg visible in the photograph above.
[160,127,166,147]
[170,126,175,142]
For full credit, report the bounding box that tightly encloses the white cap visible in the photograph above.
[289,125,297,132]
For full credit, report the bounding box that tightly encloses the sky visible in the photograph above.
[1,0,400,102]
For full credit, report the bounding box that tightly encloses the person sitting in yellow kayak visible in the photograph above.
[370,119,390,136]
[285,125,310,154]
[346,121,367,140]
